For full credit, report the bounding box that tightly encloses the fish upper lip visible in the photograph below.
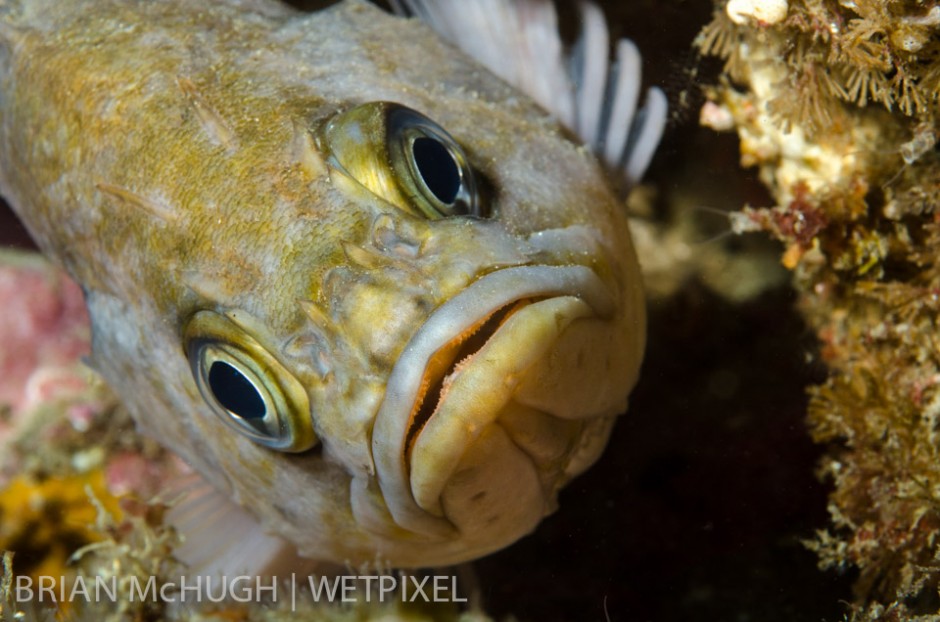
[364,264,614,538]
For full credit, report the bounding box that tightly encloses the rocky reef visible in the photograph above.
[698,0,940,618]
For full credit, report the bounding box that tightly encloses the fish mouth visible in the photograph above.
[360,265,616,553]
[403,296,534,459]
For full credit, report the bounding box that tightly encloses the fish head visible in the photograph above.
[168,6,646,567]
[175,94,644,565]
[171,73,644,565]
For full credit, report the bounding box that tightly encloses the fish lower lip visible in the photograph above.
[406,295,594,517]
[363,265,614,542]
[403,297,533,459]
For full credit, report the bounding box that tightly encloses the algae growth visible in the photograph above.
[699,0,940,617]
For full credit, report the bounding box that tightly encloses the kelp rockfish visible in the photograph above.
[0,0,664,567]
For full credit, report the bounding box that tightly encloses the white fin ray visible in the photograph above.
[601,38,641,166]
[623,86,668,186]
[163,474,321,578]
[570,1,608,145]
[391,0,667,190]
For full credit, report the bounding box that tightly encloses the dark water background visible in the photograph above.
[0,1,854,620]
[470,2,855,620]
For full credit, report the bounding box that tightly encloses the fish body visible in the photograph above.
[0,0,646,566]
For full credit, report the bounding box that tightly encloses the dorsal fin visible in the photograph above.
[389,0,667,191]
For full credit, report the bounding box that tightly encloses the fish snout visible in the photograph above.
[359,264,633,563]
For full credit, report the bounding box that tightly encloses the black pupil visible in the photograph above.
[412,136,461,205]
[208,361,266,420]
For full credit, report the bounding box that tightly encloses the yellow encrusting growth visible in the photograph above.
[0,471,122,581]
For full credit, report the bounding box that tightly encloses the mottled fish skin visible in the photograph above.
[0,0,645,566]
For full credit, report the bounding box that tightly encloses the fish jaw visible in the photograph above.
[355,262,638,561]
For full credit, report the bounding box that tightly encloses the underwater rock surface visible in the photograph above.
[700,0,940,618]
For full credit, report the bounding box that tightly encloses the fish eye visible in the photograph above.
[183,311,317,452]
[318,101,483,219]
[411,137,460,204]
[208,359,265,419]
[386,105,478,218]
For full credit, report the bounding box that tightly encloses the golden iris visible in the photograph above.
[317,101,481,219]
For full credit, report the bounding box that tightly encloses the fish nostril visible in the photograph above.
[369,213,421,258]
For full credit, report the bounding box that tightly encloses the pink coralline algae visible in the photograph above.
[0,252,90,435]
